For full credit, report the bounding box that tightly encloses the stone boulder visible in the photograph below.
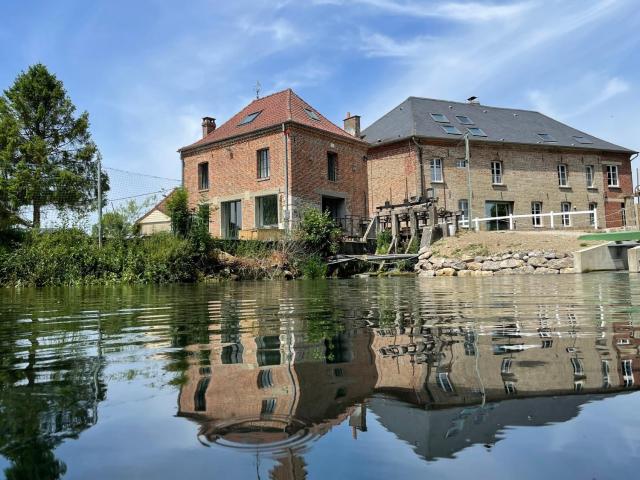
[500,258,525,269]
[533,267,558,274]
[528,256,547,267]
[467,262,483,271]
[482,261,502,271]
[547,257,573,270]
[435,267,456,276]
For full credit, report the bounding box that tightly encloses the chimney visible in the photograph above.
[201,117,216,137]
[343,112,361,137]
[467,96,480,105]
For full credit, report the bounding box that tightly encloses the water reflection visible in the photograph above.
[1,274,639,479]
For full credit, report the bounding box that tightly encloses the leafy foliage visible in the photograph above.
[166,187,189,237]
[295,208,342,257]
[375,229,392,254]
[298,254,328,279]
[0,64,108,227]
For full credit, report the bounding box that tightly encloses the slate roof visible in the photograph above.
[180,89,358,152]
[362,97,635,154]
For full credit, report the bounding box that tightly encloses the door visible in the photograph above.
[222,200,242,238]
[485,201,512,231]
[321,196,345,221]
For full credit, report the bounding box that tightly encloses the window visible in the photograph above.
[491,161,503,184]
[468,127,487,137]
[456,158,468,168]
[194,377,210,412]
[257,149,270,179]
[557,164,568,186]
[327,152,338,181]
[531,202,542,227]
[441,125,462,135]
[198,162,209,190]
[458,199,469,223]
[261,398,277,415]
[541,339,553,349]
[437,372,454,392]
[602,360,611,389]
[504,381,517,395]
[589,202,597,226]
[256,195,278,228]
[573,135,592,144]
[537,133,556,142]
[430,158,443,182]
[257,369,273,389]
[585,165,594,188]
[239,111,261,125]
[617,338,631,345]
[304,108,320,121]
[621,203,627,226]
[221,343,243,364]
[430,113,449,123]
[606,165,619,187]
[501,358,513,374]
[561,202,571,227]
[571,357,584,376]
[622,360,634,387]
[455,115,474,125]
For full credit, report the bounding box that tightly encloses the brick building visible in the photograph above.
[179,89,368,239]
[362,97,636,230]
[180,90,636,238]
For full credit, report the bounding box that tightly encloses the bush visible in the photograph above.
[295,208,341,257]
[298,254,328,279]
[375,230,392,254]
[166,187,190,237]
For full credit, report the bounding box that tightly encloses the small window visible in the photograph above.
[257,369,274,389]
[501,358,513,374]
[504,381,517,395]
[257,149,270,179]
[256,195,278,228]
[541,339,553,349]
[585,165,594,188]
[328,152,338,181]
[198,162,209,190]
[561,202,571,227]
[430,113,449,123]
[441,125,462,135]
[606,165,619,187]
[531,202,542,227]
[571,357,584,376]
[430,158,443,182]
[455,115,474,125]
[588,202,597,226]
[304,108,320,121]
[261,398,277,415]
[491,160,503,184]
[468,127,487,137]
[557,164,568,187]
[538,133,556,142]
[194,377,210,412]
[458,199,469,222]
[573,135,592,144]
[239,111,261,125]
[437,372,454,392]
[456,158,468,168]
[621,203,627,226]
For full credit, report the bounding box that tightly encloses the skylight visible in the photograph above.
[430,113,449,123]
[537,133,556,142]
[455,115,474,125]
[238,111,261,125]
[441,125,462,135]
[304,108,320,121]
[467,127,487,137]
[573,135,593,144]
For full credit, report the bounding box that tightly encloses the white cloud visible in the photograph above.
[360,31,432,57]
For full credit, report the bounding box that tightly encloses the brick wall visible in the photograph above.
[368,139,634,229]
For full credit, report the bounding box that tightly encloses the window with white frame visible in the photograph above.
[621,202,627,226]
[501,358,513,374]
[561,202,571,227]
[458,199,469,224]
[531,202,542,227]
[585,165,594,188]
[430,158,443,182]
[256,195,278,228]
[437,372,453,392]
[588,202,597,226]
[606,165,619,187]
[571,357,584,376]
[491,161,503,184]
[456,158,468,168]
[622,359,634,387]
[557,164,568,186]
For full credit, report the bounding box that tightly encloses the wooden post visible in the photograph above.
[508,213,514,230]
[474,218,480,232]
[593,208,598,230]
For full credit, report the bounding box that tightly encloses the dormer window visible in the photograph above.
[430,113,449,123]
[239,111,261,125]
[304,108,320,121]
[537,133,556,142]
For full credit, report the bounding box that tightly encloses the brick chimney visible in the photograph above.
[202,117,216,137]
[343,112,361,137]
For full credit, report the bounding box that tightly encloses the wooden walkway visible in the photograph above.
[327,254,418,265]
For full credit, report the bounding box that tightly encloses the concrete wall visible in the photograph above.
[573,242,630,272]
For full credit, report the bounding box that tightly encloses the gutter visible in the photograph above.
[283,123,290,233]
[411,136,425,200]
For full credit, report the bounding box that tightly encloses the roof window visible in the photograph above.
[304,108,320,121]
[467,127,487,137]
[441,125,462,135]
[239,111,262,125]
[572,135,593,144]
[430,113,449,123]
[537,133,556,142]
[455,115,474,125]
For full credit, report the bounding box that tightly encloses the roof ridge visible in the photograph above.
[407,96,542,114]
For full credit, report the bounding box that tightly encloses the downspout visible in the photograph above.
[282,123,290,233]
[411,136,425,201]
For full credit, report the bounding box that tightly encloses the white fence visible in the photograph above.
[458,209,598,231]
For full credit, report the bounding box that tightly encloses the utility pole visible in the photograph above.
[97,153,102,248]
[465,133,473,226]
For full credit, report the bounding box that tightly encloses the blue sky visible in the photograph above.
[1,0,639,181]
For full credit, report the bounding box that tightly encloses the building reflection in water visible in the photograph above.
[177,278,640,479]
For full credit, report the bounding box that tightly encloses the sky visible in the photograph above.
[1,0,639,184]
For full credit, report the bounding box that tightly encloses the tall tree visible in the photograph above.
[0,64,108,228]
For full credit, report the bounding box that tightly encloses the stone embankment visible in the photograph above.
[415,246,575,277]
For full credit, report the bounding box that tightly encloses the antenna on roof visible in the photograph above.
[255,81,261,99]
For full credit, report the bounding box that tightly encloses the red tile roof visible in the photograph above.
[180,89,359,151]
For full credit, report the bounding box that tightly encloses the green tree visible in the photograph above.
[0,64,108,228]
[295,208,342,257]
[166,187,190,237]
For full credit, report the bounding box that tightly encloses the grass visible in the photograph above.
[578,231,640,242]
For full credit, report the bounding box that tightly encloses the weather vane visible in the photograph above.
[255,81,261,99]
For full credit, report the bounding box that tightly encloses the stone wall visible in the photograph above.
[415,246,575,277]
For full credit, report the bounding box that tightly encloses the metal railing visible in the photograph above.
[462,209,598,231]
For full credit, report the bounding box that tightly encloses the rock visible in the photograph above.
[482,261,502,271]
[467,262,483,271]
[501,253,512,260]
[419,270,436,277]
[528,251,542,257]
[474,256,488,263]
[547,257,573,270]
[533,267,558,274]
[556,252,567,258]
[522,255,529,261]
[229,273,240,281]
[513,265,535,274]
[500,258,525,269]
[420,262,433,271]
[418,250,432,261]
[436,267,456,276]
[560,267,575,274]
[528,256,547,267]
[457,270,474,277]
[283,270,294,280]
[512,253,522,260]
[471,270,494,276]
[544,252,556,259]
[460,255,475,262]
[430,257,445,269]
[491,256,501,262]
[418,245,430,255]
[451,262,467,271]
[495,268,515,275]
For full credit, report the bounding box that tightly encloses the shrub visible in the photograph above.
[375,230,392,254]
[298,254,328,279]
[295,208,341,257]
[166,187,190,237]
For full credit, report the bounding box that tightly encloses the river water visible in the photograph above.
[1,274,640,479]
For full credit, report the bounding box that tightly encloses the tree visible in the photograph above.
[166,187,190,237]
[0,64,108,228]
